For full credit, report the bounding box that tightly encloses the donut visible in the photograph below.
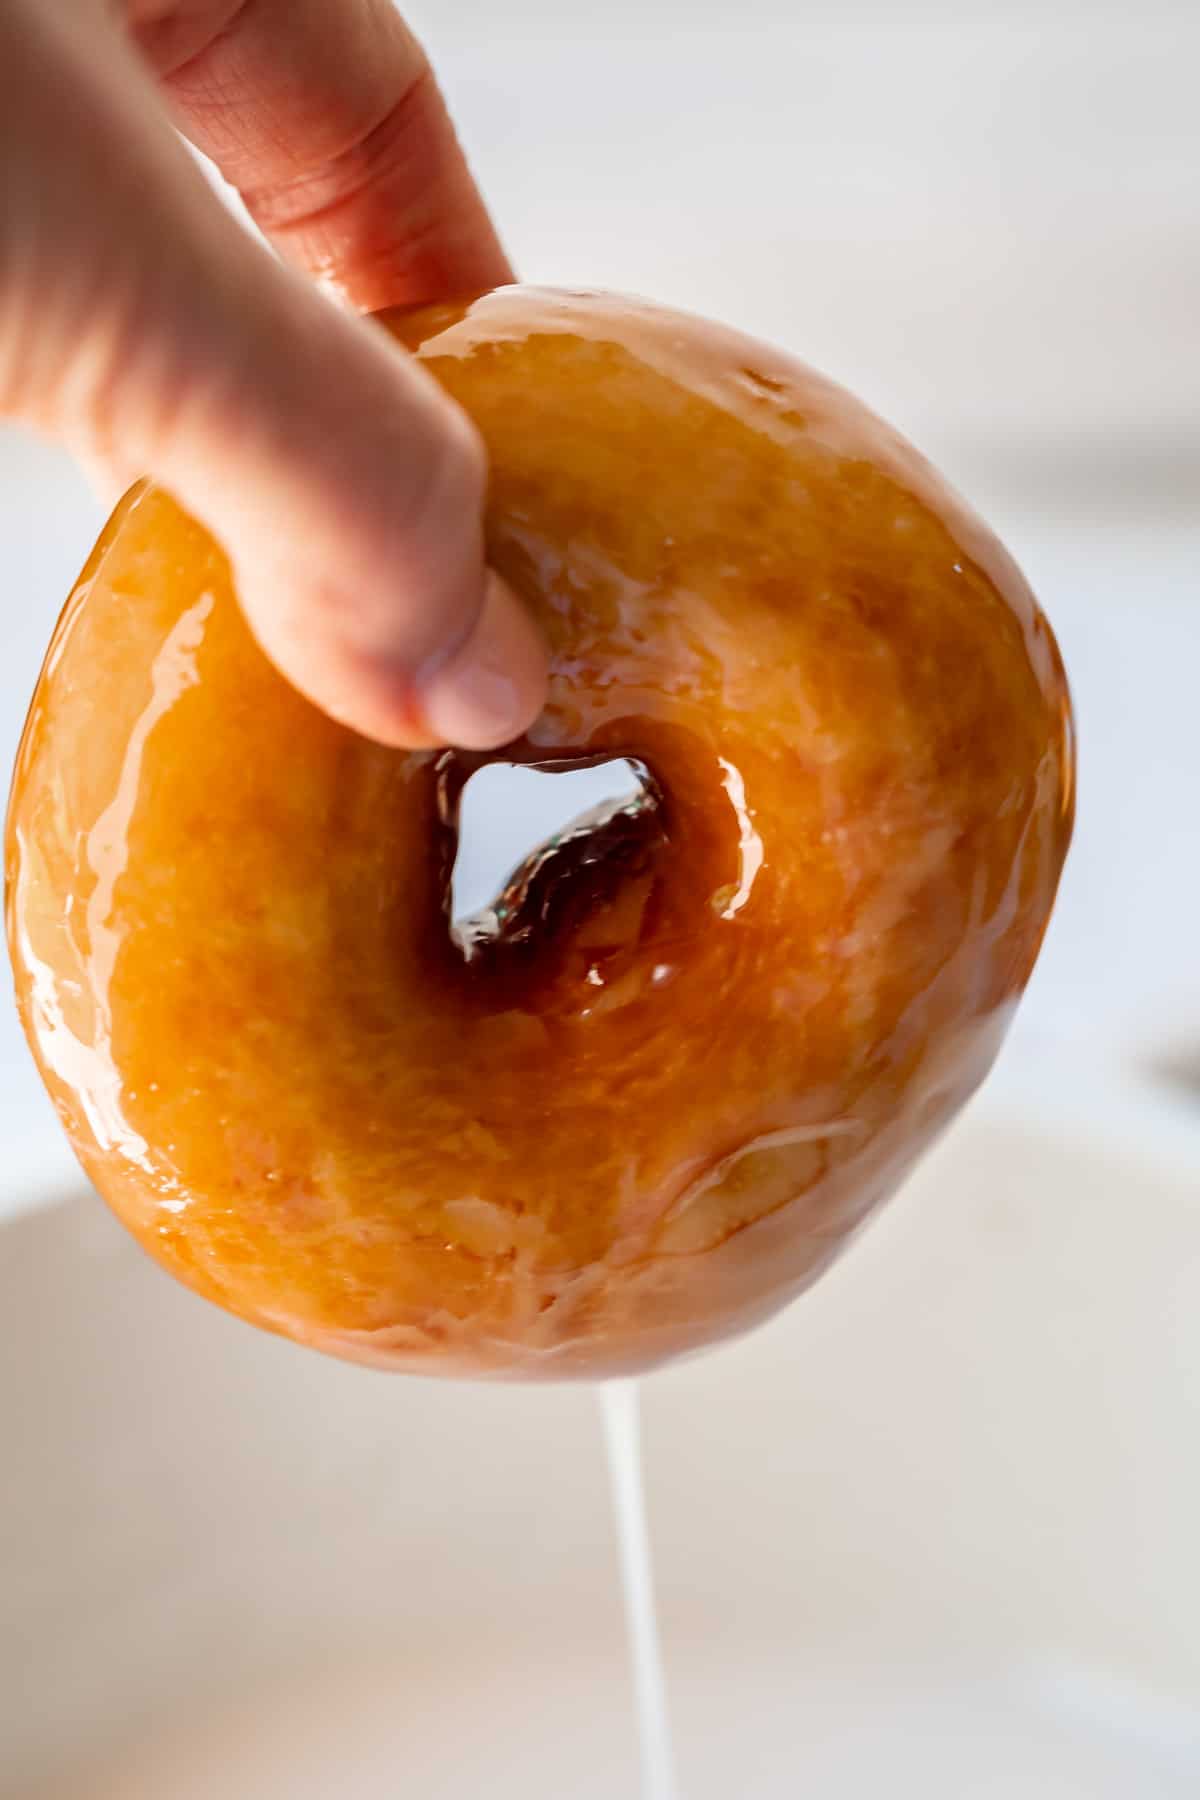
[5,287,1074,1378]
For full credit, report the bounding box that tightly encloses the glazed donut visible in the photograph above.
[5,288,1073,1378]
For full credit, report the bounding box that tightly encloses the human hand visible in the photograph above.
[0,0,546,748]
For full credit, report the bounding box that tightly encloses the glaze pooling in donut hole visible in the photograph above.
[5,287,1074,1377]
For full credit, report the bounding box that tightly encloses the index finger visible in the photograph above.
[129,0,513,312]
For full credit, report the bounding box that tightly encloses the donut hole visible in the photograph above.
[450,758,657,958]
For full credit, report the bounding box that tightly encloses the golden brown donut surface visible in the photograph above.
[5,287,1074,1377]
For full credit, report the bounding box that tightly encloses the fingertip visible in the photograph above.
[416,571,547,750]
[264,570,548,751]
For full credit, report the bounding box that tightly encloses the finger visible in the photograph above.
[1,2,544,747]
[128,0,513,313]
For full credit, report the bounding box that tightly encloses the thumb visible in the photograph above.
[0,2,545,749]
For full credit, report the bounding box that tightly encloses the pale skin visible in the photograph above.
[0,0,547,748]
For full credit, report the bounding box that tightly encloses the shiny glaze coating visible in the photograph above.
[5,288,1074,1377]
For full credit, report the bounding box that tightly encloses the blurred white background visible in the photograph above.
[2,3,1199,1794]
[2,0,1197,1202]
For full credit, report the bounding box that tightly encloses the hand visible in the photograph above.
[0,0,546,748]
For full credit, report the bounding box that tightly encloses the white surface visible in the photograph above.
[51,1657,1200,1800]
[3,1089,1200,1797]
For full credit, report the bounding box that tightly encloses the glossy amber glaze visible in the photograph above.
[5,288,1074,1377]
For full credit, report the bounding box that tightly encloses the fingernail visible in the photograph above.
[419,572,547,750]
